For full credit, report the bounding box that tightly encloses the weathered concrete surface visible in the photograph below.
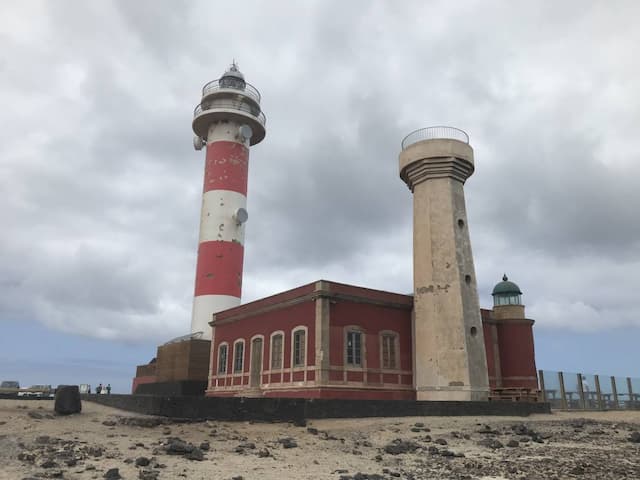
[400,137,489,401]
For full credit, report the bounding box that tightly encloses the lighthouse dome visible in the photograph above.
[219,62,246,91]
[492,274,523,306]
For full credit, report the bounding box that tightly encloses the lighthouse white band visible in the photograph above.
[207,121,250,146]
[191,294,241,340]
[199,189,247,244]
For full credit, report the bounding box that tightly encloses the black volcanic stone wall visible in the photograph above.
[134,381,207,396]
[85,394,550,421]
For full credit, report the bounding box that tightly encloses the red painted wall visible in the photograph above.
[329,301,412,372]
[262,388,415,400]
[212,300,316,378]
[327,299,412,393]
[496,321,538,389]
[215,283,316,322]
[131,375,157,394]
[204,141,248,195]
[328,282,414,307]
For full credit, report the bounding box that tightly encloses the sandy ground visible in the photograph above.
[1,399,640,480]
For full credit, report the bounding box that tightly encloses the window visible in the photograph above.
[346,331,362,366]
[293,329,306,367]
[271,334,283,369]
[381,334,397,369]
[218,344,228,374]
[233,341,244,373]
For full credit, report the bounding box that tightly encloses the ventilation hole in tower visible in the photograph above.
[470,326,477,337]
[458,219,465,228]
[465,274,472,285]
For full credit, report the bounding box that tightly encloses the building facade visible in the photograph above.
[205,278,537,400]
[131,66,539,401]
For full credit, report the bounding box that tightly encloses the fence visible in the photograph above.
[539,370,640,410]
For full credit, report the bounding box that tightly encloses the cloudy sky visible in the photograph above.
[2,0,639,393]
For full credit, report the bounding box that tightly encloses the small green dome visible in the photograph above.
[492,274,522,296]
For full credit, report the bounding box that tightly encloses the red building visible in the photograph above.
[205,277,537,400]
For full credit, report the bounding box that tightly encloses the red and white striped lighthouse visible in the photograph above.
[190,63,266,340]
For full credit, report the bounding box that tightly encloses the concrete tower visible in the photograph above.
[399,126,489,401]
[191,63,266,340]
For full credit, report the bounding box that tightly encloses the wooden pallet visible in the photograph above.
[489,388,541,402]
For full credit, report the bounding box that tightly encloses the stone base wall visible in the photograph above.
[85,394,550,422]
[134,381,207,397]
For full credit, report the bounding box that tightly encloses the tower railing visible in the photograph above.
[401,126,469,150]
[194,102,267,127]
[202,79,261,103]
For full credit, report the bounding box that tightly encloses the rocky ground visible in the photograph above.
[1,399,639,479]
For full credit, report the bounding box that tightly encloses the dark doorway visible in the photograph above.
[250,338,263,387]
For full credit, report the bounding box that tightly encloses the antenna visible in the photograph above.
[233,207,248,226]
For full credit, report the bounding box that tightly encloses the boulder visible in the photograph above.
[478,438,504,449]
[104,468,122,479]
[383,439,419,455]
[628,431,640,443]
[54,385,81,415]
[277,437,298,449]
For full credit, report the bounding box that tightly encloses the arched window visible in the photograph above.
[380,331,399,369]
[345,327,365,367]
[291,327,307,368]
[217,343,229,374]
[270,332,284,370]
[233,340,245,373]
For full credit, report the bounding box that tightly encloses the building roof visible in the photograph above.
[491,274,522,296]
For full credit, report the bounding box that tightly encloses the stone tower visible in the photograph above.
[399,126,489,401]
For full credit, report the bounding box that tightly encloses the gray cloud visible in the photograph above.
[2,0,640,343]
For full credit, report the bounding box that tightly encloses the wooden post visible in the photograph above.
[611,376,619,409]
[627,377,634,409]
[558,371,568,410]
[577,373,586,409]
[594,375,603,410]
[539,370,546,402]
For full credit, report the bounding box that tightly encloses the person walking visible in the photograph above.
[106,384,111,395]
[96,383,102,395]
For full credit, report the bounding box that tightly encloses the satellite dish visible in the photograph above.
[193,136,204,151]
[233,207,248,225]
[238,124,253,141]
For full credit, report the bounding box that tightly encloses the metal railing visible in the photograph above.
[193,102,266,127]
[539,370,640,410]
[163,331,204,345]
[401,126,469,150]
[202,79,261,104]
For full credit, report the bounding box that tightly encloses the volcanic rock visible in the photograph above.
[278,437,298,449]
[384,439,419,455]
[104,468,122,479]
[54,385,82,415]
[477,438,504,449]
[628,431,640,443]
[185,447,204,461]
